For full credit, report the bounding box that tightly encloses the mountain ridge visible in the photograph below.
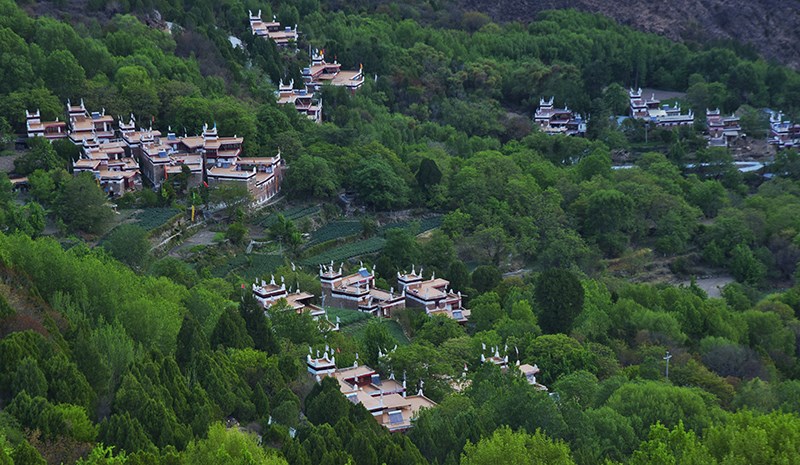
[458,0,800,69]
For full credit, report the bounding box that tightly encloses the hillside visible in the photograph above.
[5,0,800,463]
[458,0,800,69]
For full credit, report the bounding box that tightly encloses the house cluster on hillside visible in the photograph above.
[481,345,548,391]
[533,97,587,137]
[26,100,284,201]
[320,263,470,323]
[304,343,548,432]
[248,10,298,47]
[307,350,436,432]
[252,274,328,320]
[274,49,365,122]
[275,80,323,123]
[247,11,364,123]
[706,108,743,148]
[629,88,694,127]
[769,111,800,149]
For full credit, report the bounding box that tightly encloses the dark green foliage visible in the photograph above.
[11,357,47,398]
[535,269,585,334]
[210,306,254,350]
[381,228,421,271]
[416,315,465,346]
[102,224,151,270]
[471,266,501,295]
[470,292,505,332]
[239,293,277,354]
[305,377,352,426]
[14,137,63,175]
[270,303,320,345]
[360,320,397,367]
[11,440,46,465]
[416,158,443,191]
[43,354,95,411]
[56,172,113,234]
[99,412,157,454]
[352,157,411,210]
[2,1,800,463]
[287,155,339,199]
[150,257,199,287]
[176,314,210,372]
[225,222,248,246]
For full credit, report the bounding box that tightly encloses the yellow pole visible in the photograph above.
[191,204,195,222]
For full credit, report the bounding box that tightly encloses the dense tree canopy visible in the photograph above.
[2,0,800,463]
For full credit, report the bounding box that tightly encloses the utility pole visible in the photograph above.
[663,351,672,380]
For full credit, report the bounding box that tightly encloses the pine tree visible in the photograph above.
[12,357,47,398]
[176,314,209,373]
[239,293,277,354]
[211,307,254,350]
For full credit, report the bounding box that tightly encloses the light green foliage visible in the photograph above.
[360,319,397,367]
[27,169,57,205]
[76,444,128,465]
[628,421,714,465]
[1,2,800,464]
[461,426,575,465]
[416,315,465,346]
[527,335,596,385]
[183,423,286,465]
[469,292,504,332]
[730,243,766,285]
[605,381,722,439]
[0,436,12,465]
[1,234,185,352]
[351,156,411,210]
[286,155,338,199]
[102,224,151,270]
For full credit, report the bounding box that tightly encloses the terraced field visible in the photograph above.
[334,307,410,345]
[260,205,320,228]
[213,253,284,279]
[300,236,386,266]
[305,221,361,247]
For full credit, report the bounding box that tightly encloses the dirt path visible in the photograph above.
[168,229,218,256]
[678,275,734,298]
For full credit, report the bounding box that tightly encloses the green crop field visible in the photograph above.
[260,205,320,228]
[300,236,386,266]
[306,221,362,247]
[132,208,183,232]
[342,317,410,345]
[213,253,284,279]
[326,307,371,326]
[380,216,442,235]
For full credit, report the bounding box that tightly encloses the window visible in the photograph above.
[388,410,403,425]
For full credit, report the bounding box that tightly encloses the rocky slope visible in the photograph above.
[459,0,800,69]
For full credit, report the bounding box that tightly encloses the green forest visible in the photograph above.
[2,0,800,463]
